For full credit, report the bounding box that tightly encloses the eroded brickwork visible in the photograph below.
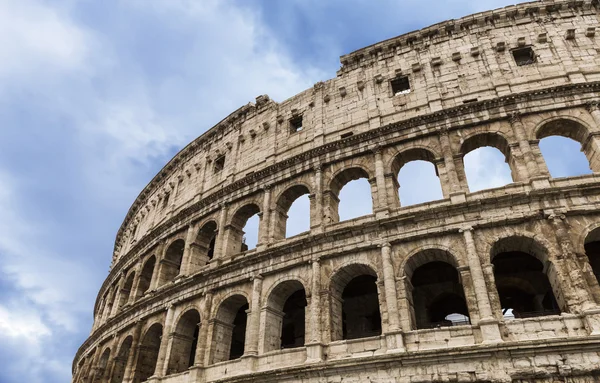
[74,1,600,382]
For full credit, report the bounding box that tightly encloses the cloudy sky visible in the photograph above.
[0,1,593,382]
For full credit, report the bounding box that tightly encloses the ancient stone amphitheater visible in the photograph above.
[73,1,600,382]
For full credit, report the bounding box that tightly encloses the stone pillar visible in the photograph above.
[87,347,103,383]
[127,264,142,306]
[547,213,600,333]
[180,222,199,276]
[311,166,324,231]
[259,186,271,247]
[380,243,405,352]
[245,276,263,358]
[433,158,451,199]
[461,227,502,343]
[373,147,389,217]
[155,306,176,377]
[194,292,213,367]
[148,243,165,291]
[439,129,467,202]
[396,276,413,332]
[105,341,120,383]
[123,322,143,383]
[584,102,600,173]
[215,203,228,260]
[306,258,324,362]
[509,113,551,188]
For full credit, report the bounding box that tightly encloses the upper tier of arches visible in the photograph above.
[114,0,600,263]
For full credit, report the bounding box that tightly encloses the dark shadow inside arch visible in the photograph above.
[410,261,469,329]
[584,228,600,286]
[133,323,163,382]
[158,239,185,285]
[330,264,381,341]
[110,336,132,383]
[136,255,156,299]
[117,272,135,311]
[492,237,561,319]
[167,309,201,374]
[189,221,217,272]
[93,348,111,383]
[210,294,249,364]
[264,280,307,352]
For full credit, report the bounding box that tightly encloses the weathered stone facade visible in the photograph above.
[73,1,600,382]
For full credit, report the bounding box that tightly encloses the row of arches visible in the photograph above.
[119,114,599,251]
[83,227,600,382]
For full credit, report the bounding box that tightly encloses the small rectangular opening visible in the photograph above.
[391,75,411,95]
[214,156,225,173]
[512,47,536,66]
[463,98,478,104]
[162,192,170,209]
[340,132,354,139]
[290,116,303,132]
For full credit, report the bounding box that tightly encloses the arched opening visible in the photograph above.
[274,185,311,239]
[263,280,307,352]
[330,264,381,341]
[97,291,109,324]
[136,255,156,299]
[158,239,185,286]
[328,167,373,223]
[93,347,111,383]
[585,227,600,284]
[167,309,201,374]
[103,287,118,320]
[117,272,135,310]
[210,295,249,364]
[406,251,469,329]
[392,148,443,206]
[133,323,163,382]
[226,204,261,256]
[188,221,217,272]
[110,336,132,383]
[491,237,561,319]
[537,119,593,177]
[461,133,514,192]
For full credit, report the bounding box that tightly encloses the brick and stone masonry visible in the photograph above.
[73,1,600,382]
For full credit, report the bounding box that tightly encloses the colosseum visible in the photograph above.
[73,1,600,382]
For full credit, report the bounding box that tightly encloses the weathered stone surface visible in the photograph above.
[73,1,600,382]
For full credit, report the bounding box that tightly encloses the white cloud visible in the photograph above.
[464,148,513,192]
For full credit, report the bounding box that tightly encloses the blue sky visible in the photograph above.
[0,1,593,382]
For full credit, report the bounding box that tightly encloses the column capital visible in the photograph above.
[508,111,523,124]
[586,100,600,113]
[251,274,264,282]
[371,145,384,155]
[459,226,474,233]
[378,242,392,249]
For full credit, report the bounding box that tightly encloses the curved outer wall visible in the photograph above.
[74,1,600,382]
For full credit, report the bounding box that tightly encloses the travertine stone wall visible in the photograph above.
[74,1,600,382]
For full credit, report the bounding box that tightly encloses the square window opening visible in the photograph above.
[290,116,303,132]
[391,76,411,95]
[512,47,536,66]
[214,156,225,173]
